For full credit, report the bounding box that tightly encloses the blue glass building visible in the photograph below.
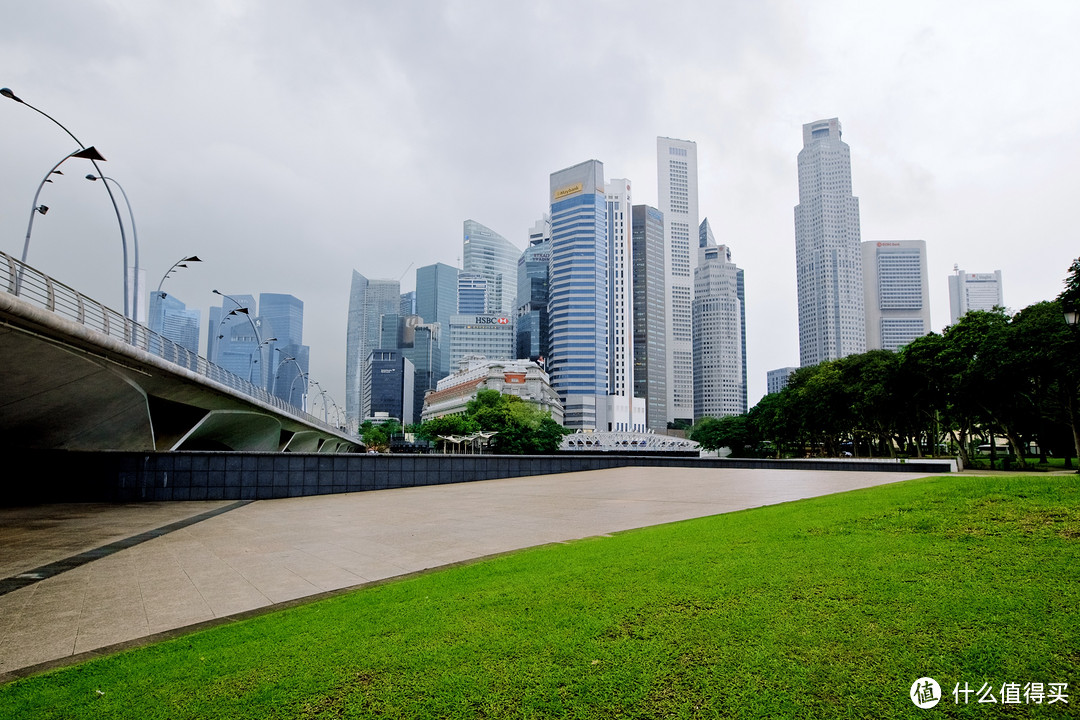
[548,160,608,430]
[515,218,551,362]
[149,292,200,357]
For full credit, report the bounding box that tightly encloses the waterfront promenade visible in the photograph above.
[0,465,936,681]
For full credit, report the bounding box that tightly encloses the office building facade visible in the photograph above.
[862,240,931,351]
[948,268,1004,324]
[364,349,415,425]
[457,272,488,315]
[632,204,669,431]
[549,160,608,430]
[448,313,515,373]
[657,137,698,424]
[794,117,866,367]
[767,367,799,395]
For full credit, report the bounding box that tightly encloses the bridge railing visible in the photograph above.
[1,252,352,439]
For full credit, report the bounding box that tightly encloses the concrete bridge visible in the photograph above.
[0,253,360,453]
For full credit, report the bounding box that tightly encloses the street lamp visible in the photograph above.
[274,350,308,411]
[1064,305,1079,329]
[156,255,203,298]
[3,87,133,319]
[86,174,141,323]
[16,146,106,296]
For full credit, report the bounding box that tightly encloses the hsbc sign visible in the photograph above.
[474,316,510,325]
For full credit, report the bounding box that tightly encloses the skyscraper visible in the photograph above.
[693,238,746,419]
[549,160,608,430]
[657,137,698,424]
[345,272,400,429]
[795,118,866,367]
[149,292,200,357]
[415,262,457,378]
[948,267,1004,324]
[605,179,634,403]
[516,214,551,362]
[632,204,668,431]
[463,219,520,316]
[364,349,415,425]
[862,240,931,351]
[260,293,309,408]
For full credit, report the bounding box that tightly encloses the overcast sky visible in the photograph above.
[3,0,1078,413]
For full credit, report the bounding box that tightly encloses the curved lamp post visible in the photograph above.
[85,174,140,322]
[274,350,308,411]
[213,290,263,355]
[3,87,133,319]
[156,255,202,298]
[249,336,277,385]
[16,146,106,295]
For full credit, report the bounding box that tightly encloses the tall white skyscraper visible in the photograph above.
[862,240,931,351]
[345,272,400,429]
[657,137,698,424]
[605,179,634,402]
[693,237,746,419]
[794,118,866,367]
[948,267,1004,324]
[463,220,520,316]
[548,160,608,430]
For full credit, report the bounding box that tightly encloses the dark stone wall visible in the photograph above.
[6,452,954,505]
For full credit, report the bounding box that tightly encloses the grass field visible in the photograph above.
[2,474,1077,719]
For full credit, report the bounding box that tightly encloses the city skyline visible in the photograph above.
[3,2,1077,412]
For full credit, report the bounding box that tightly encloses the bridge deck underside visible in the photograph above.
[0,300,358,454]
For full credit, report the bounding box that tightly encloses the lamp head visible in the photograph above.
[36,205,49,215]
[72,146,106,162]
[0,87,23,103]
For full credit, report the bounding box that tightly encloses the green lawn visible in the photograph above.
[2,474,1078,719]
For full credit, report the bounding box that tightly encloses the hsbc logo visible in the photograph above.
[474,316,509,325]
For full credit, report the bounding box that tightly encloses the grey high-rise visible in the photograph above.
[631,204,668,431]
[345,272,400,429]
[794,118,866,366]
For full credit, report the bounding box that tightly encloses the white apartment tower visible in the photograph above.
[657,137,699,424]
[794,118,866,367]
[948,267,1004,324]
[862,240,931,351]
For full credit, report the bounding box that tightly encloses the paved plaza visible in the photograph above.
[0,465,935,681]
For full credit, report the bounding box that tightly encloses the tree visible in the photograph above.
[690,415,752,455]
[359,419,401,452]
[1059,256,1080,310]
